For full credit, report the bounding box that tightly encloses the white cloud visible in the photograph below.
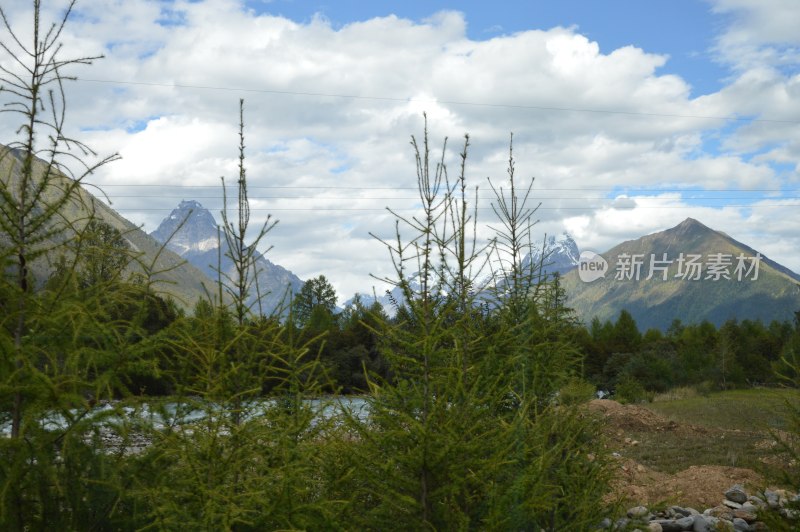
[711,0,800,70]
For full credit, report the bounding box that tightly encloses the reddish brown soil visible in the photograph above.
[587,399,787,509]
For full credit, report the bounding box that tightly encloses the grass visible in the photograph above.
[618,388,800,481]
[646,388,800,431]
[625,426,775,475]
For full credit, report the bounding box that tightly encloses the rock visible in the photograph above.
[740,501,758,513]
[780,507,799,520]
[654,516,694,531]
[609,486,794,532]
[628,505,650,520]
[706,505,734,520]
[652,519,677,532]
[747,496,765,508]
[733,504,757,523]
[692,515,714,532]
[669,506,692,518]
[725,484,748,504]
[714,520,735,532]
[764,489,780,509]
[598,517,612,529]
[692,514,715,532]
[731,517,749,531]
[774,488,791,507]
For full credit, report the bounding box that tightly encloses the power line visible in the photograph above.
[84,185,800,209]
[85,183,799,193]
[76,77,800,125]
[89,194,800,201]
[105,204,800,212]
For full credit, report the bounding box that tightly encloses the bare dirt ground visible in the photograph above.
[587,399,794,509]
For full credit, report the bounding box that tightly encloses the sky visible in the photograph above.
[1,0,799,301]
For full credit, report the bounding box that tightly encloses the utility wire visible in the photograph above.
[82,194,800,201]
[105,204,800,212]
[77,77,800,125]
[85,183,798,192]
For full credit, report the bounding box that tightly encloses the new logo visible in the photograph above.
[578,251,608,282]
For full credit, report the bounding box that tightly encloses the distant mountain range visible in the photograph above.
[523,233,581,280]
[149,200,305,316]
[345,233,581,314]
[0,145,212,308]
[8,143,796,329]
[142,205,800,329]
[561,218,800,330]
[1,143,306,315]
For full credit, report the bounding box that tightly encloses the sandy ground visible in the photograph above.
[587,399,788,509]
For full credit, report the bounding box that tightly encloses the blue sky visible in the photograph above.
[1,0,799,298]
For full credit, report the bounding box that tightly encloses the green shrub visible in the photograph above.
[615,375,650,404]
[558,378,597,405]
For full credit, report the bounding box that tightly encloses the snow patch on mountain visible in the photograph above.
[150,200,304,316]
[522,233,580,279]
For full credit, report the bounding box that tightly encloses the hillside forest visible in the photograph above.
[118,279,800,401]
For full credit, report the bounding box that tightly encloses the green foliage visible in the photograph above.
[614,375,650,404]
[125,101,343,529]
[292,274,338,328]
[0,4,615,527]
[558,378,597,406]
[345,123,613,528]
[0,2,135,528]
[75,219,131,288]
[755,313,800,529]
[613,309,642,353]
[583,308,796,395]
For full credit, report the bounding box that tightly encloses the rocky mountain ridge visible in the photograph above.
[0,145,213,309]
[149,200,305,316]
[561,218,800,330]
[522,232,580,279]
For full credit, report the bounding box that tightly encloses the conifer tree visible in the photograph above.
[0,2,154,528]
[131,100,344,530]
[345,119,612,529]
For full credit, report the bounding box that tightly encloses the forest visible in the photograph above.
[0,3,610,528]
[163,277,800,401]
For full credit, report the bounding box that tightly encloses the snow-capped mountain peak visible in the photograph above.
[149,201,305,316]
[150,200,220,256]
[522,232,580,278]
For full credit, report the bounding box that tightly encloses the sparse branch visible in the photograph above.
[219,99,277,320]
[487,133,540,310]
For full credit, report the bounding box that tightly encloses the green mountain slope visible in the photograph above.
[561,218,800,330]
[0,144,214,309]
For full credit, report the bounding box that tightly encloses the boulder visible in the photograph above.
[724,484,748,504]
[628,505,650,519]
